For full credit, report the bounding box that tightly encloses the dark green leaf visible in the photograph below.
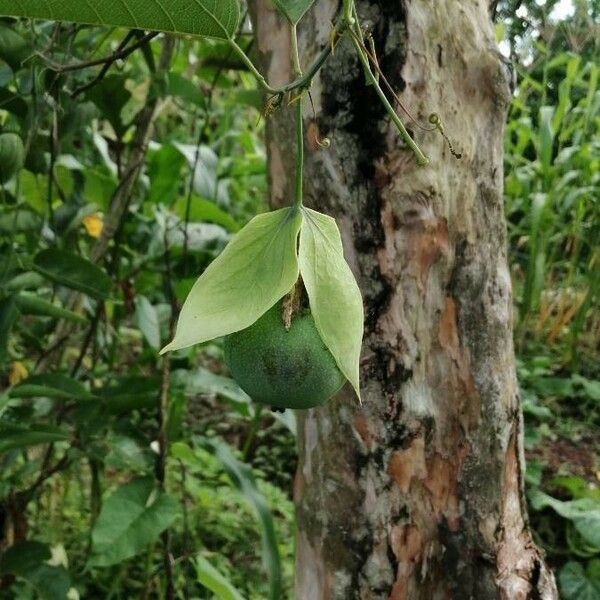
[15,291,87,323]
[33,249,111,299]
[0,295,17,362]
[0,541,51,576]
[10,373,94,401]
[0,424,70,452]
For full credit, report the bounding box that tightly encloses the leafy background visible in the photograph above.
[0,0,598,598]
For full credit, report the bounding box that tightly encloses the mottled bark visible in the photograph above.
[253,1,557,598]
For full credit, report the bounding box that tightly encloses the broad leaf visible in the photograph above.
[15,291,86,323]
[90,477,179,566]
[530,491,600,549]
[0,541,51,576]
[560,561,600,600]
[194,555,244,600]
[0,541,71,600]
[162,207,302,353]
[33,248,111,299]
[0,0,240,40]
[272,0,315,24]
[298,208,363,399]
[10,373,94,401]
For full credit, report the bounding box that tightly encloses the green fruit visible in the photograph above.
[224,302,346,410]
[0,132,25,184]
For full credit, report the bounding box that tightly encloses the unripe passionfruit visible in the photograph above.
[224,302,345,410]
[0,132,25,184]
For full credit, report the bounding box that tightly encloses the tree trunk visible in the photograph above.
[252,1,558,598]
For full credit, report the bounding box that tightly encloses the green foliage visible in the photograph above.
[273,0,316,25]
[89,477,180,566]
[224,301,346,409]
[0,0,240,39]
[505,49,599,356]
[0,14,286,599]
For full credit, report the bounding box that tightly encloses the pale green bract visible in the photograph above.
[161,207,303,353]
[272,0,316,25]
[298,208,364,400]
[0,0,240,39]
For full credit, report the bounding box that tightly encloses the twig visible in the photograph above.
[71,32,158,97]
[36,30,156,74]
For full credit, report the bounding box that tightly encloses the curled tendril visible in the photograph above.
[429,113,462,159]
[317,136,331,149]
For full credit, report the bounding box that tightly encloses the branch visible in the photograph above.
[36,30,157,75]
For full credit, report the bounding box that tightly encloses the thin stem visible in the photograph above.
[349,27,429,165]
[291,24,304,207]
[343,0,356,27]
[228,37,277,93]
[227,5,343,97]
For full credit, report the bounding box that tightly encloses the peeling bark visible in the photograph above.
[252,1,558,598]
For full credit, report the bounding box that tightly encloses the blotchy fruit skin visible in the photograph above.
[0,133,25,184]
[224,302,346,410]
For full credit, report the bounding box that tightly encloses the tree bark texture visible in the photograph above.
[253,1,558,598]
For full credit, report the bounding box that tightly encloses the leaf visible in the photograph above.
[0,541,51,576]
[560,561,600,600]
[0,0,240,40]
[24,565,71,600]
[148,144,186,205]
[162,207,302,353]
[272,0,315,24]
[530,491,600,549]
[89,477,179,566]
[9,373,94,401]
[33,248,111,299]
[134,295,161,350]
[173,196,241,232]
[98,375,160,413]
[171,368,251,405]
[298,208,363,399]
[0,424,70,452]
[206,439,282,600]
[0,541,71,600]
[86,75,131,138]
[15,291,86,323]
[194,555,245,600]
[0,295,17,362]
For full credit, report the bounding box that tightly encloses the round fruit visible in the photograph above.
[224,302,346,410]
[0,132,25,184]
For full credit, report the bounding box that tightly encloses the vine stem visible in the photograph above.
[348,23,429,165]
[291,23,304,207]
